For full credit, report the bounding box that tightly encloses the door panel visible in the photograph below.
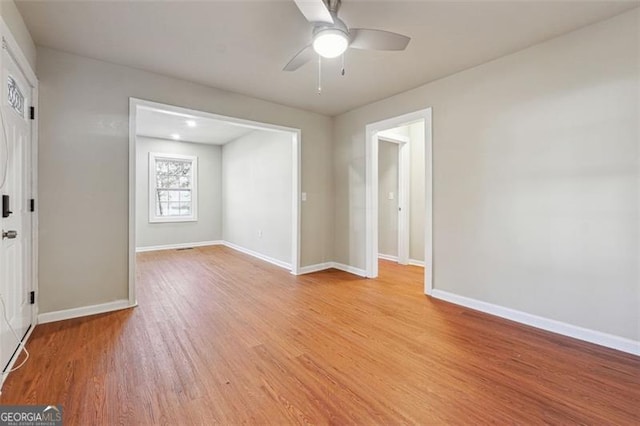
[0,42,33,371]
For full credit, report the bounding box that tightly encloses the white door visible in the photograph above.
[0,41,33,372]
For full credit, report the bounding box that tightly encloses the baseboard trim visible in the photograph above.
[136,240,223,252]
[37,299,134,324]
[378,253,398,262]
[431,289,639,356]
[331,262,367,277]
[297,262,334,274]
[296,262,367,277]
[222,241,291,271]
[408,259,425,267]
[136,239,291,271]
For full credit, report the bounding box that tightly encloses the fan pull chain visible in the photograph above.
[341,53,345,76]
[317,55,322,94]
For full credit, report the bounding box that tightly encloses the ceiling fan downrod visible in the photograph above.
[326,0,342,14]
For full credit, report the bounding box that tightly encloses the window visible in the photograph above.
[148,153,198,223]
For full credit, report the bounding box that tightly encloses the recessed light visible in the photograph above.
[186,120,196,127]
[171,133,180,140]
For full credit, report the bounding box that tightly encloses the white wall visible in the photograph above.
[333,9,639,341]
[222,130,293,265]
[378,140,399,257]
[37,46,333,314]
[135,136,222,249]
[0,0,36,71]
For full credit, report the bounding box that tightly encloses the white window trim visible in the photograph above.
[148,152,198,223]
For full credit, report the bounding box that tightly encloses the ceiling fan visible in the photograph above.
[284,0,411,72]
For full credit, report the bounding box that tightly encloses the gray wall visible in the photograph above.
[333,9,639,341]
[378,140,399,257]
[37,46,333,314]
[222,130,293,265]
[408,121,425,262]
[135,136,222,249]
[0,0,36,71]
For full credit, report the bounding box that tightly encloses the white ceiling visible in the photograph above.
[136,107,255,145]
[17,0,639,116]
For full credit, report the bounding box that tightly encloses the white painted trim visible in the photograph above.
[378,254,425,267]
[423,112,433,295]
[365,108,433,295]
[136,240,223,253]
[128,99,137,307]
[377,134,410,144]
[331,262,367,277]
[128,98,302,306]
[222,241,291,270]
[297,262,334,274]
[365,128,379,278]
[378,253,399,262]
[135,239,291,270]
[431,290,640,356]
[291,129,301,275]
[37,299,134,325]
[282,261,369,278]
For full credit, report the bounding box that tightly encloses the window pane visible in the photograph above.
[157,202,168,216]
[152,156,196,220]
[179,176,190,188]
[159,175,180,189]
[167,201,190,216]
[178,202,191,215]
[156,160,168,175]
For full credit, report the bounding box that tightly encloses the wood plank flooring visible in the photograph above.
[1,245,639,424]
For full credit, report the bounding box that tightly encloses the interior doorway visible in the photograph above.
[128,99,301,306]
[377,131,410,265]
[365,108,433,294]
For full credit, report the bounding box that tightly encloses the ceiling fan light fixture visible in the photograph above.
[313,29,348,59]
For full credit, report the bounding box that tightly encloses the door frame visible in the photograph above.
[0,17,39,382]
[377,133,410,265]
[128,98,302,306]
[365,108,433,295]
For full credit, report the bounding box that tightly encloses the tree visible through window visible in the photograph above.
[149,153,198,222]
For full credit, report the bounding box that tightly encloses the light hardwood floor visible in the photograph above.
[1,245,639,424]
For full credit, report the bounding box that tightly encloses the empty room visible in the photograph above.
[0,0,638,424]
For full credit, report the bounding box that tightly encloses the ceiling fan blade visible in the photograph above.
[293,0,334,24]
[283,45,315,71]
[349,29,411,51]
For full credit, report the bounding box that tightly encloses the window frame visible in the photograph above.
[148,152,198,223]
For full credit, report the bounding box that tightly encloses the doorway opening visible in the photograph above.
[365,108,433,294]
[128,99,301,306]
